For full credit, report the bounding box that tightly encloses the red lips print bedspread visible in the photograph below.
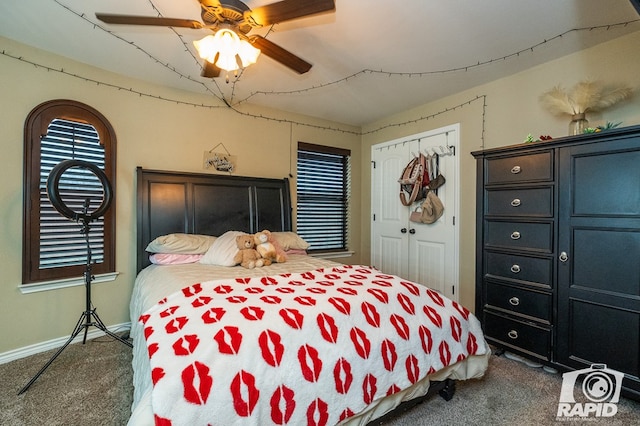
[140,265,488,426]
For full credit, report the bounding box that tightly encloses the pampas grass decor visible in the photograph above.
[540,79,632,116]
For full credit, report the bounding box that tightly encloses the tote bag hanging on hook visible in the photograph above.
[409,191,444,224]
[420,191,444,223]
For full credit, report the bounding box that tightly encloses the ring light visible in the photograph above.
[19,158,130,395]
[46,159,112,222]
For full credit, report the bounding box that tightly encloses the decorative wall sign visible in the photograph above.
[203,143,236,173]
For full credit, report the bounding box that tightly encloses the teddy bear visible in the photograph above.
[253,229,287,266]
[233,234,264,269]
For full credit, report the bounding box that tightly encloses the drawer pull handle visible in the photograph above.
[559,251,568,263]
[510,198,521,207]
[510,264,521,273]
[507,330,519,339]
[510,166,521,174]
[509,297,520,306]
[510,231,521,240]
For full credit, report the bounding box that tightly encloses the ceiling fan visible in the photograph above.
[96,0,335,78]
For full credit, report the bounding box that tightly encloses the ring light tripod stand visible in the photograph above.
[19,160,132,395]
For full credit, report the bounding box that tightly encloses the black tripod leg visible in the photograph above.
[17,313,88,395]
[82,311,91,344]
[90,310,133,348]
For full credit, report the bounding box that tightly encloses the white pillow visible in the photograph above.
[199,231,246,266]
[149,253,203,265]
[145,233,217,254]
[271,232,310,251]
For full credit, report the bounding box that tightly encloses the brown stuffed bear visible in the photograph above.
[233,234,264,269]
[253,229,287,266]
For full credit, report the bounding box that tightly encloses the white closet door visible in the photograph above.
[371,125,459,301]
[371,142,410,278]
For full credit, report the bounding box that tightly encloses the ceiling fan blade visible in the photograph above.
[245,0,335,26]
[250,36,312,74]
[201,60,221,78]
[96,13,204,29]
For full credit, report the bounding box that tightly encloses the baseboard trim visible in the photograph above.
[0,322,131,365]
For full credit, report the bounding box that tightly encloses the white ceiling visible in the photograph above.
[1,0,639,126]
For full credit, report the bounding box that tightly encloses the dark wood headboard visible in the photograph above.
[136,167,292,273]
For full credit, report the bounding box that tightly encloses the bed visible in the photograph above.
[128,168,490,425]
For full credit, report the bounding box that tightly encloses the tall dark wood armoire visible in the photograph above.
[472,125,640,400]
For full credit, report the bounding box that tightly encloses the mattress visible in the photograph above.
[127,255,490,425]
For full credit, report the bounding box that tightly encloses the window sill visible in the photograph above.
[19,272,120,294]
[308,251,355,260]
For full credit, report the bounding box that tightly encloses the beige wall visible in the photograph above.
[2,29,639,355]
[360,30,640,311]
[0,37,360,354]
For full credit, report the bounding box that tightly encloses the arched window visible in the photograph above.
[23,100,116,285]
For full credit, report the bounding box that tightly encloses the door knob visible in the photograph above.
[401,228,407,234]
[559,251,568,262]
[409,228,416,234]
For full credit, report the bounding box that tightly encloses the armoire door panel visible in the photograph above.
[571,148,640,217]
[563,299,639,377]
[572,228,640,297]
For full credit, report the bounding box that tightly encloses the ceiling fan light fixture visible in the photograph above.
[194,29,261,73]
[237,39,261,67]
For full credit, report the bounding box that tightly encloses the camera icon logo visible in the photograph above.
[557,364,624,418]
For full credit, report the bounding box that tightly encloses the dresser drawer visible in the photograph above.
[485,252,553,288]
[485,221,553,252]
[486,187,553,217]
[483,311,551,360]
[486,151,553,184]
[485,282,552,323]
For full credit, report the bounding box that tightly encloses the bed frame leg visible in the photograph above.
[438,378,456,401]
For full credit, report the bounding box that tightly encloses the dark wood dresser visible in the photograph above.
[472,125,640,400]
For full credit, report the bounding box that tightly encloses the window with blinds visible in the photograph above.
[23,100,116,284]
[296,142,350,252]
[39,119,106,269]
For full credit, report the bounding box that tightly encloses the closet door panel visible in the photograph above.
[410,239,445,293]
